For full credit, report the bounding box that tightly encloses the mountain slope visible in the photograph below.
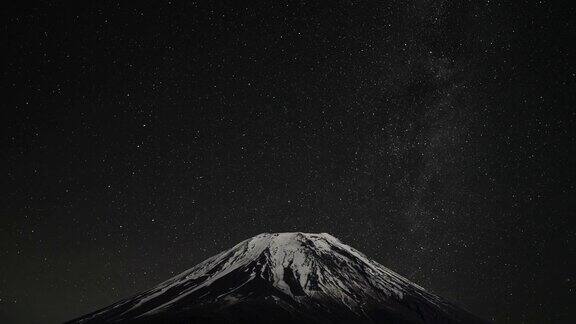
[68,232,489,323]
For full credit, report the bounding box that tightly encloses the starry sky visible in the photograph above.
[2,1,575,323]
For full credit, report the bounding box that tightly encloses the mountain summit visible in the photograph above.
[69,232,488,323]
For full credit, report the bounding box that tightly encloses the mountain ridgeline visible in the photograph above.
[68,233,489,323]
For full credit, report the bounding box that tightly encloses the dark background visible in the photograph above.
[2,1,575,323]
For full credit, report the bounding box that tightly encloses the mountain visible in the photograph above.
[68,232,489,324]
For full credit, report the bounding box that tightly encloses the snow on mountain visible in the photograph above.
[68,232,489,323]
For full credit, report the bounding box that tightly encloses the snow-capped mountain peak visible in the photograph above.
[69,232,489,324]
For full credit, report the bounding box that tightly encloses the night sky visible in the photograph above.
[2,1,575,323]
